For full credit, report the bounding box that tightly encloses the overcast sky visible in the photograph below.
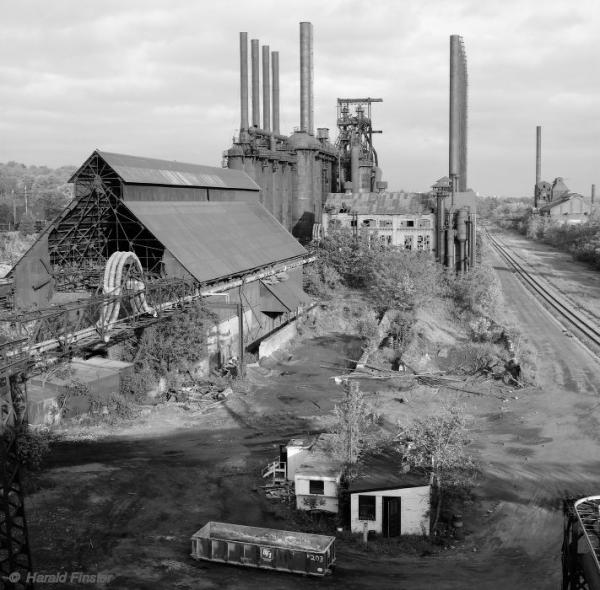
[1,0,599,197]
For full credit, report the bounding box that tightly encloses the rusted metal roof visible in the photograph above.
[72,150,259,191]
[324,192,428,215]
[124,201,306,283]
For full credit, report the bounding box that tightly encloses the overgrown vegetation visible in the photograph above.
[328,381,384,465]
[121,301,219,399]
[395,405,477,533]
[516,211,600,269]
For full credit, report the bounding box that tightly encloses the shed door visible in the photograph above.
[382,496,401,538]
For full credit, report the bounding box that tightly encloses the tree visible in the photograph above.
[329,381,380,465]
[368,250,441,314]
[395,406,475,532]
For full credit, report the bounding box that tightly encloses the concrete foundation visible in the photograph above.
[258,321,298,359]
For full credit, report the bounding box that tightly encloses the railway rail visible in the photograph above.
[484,228,600,352]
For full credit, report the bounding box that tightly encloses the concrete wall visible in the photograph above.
[295,474,340,513]
[258,321,297,359]
[548,195,590,223]
[350,485,430,535]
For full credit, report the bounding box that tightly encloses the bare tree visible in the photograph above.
[395,406,475,533]
[330,381,379,465]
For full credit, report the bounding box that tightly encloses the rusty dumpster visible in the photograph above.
[190,521,336,576]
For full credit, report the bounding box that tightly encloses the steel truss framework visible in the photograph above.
[47,152,165,292]
[335,97,382,189]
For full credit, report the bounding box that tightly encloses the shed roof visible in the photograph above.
[260,279,312,312]
[324,192,428,215]
[124,201,306,283]
[71,150,259,191]
[347,452,430,493]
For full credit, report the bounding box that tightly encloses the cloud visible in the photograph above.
[1,0,599,196]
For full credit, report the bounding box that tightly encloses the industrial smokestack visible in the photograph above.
[593,184,596,205]
[449,35,468,192]
[262,45,271,132]
[449,36,460,183]
[300,22,314,135]
[251,39,260,127]
[536,126,541,186]
[239,33,249,133]
[272,51,280,135]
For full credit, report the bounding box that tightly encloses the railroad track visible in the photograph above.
[484,228,600,351]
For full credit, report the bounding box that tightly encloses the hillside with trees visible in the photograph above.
[0,161,76,230]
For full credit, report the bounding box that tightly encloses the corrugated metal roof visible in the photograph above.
[324,192,428,215]
[77,150,259,191]
[124,201,306,283]
[260,280,311,312]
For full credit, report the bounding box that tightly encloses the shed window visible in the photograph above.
[407,220,415,227]
[358,495,376,520]
[309,480,325,495]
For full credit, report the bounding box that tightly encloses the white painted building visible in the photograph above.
[349,472,431,537]
[263,435,344,514]
[321,192,436,251]
[539,193,591,225]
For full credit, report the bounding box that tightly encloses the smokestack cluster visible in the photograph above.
[239,33,280,136]
[300,22,314,135]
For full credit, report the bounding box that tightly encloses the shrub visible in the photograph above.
[14,430,51,470]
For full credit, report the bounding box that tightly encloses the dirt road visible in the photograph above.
[26,234,600,589]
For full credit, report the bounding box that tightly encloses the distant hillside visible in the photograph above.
[0,161,77,229]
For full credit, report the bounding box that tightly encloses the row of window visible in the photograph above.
[329,218,431,229]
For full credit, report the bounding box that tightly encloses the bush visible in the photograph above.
[446,262,500,318]
[14,430,51,470]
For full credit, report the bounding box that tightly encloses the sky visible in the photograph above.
[1,0,599,197]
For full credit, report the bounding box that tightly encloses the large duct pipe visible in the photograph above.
[262,45,270,132]
[351,143,360,193]
[272,51,280,135]
[251,39,260,127]
[437,196,446,264]
[239,33,249,133]
[300,22,314,135]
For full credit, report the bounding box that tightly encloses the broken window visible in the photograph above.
[418,219,430,228]
[379,219,392,228]
[406,220,415,227]
[424,235,431,251]
[358,495,376,520]
[404,235,413,250]
[309,480,325,495]
[417,235,424,250]
[362,218,375,227]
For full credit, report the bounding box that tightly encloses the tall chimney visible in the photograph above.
[239,33,249,134]
[272,51,280,135]
[262,46,271,132]
[300,22,314,135]
[449,35,460,186]
[251,39,260,127]
[592,184,596,205]
[535,125,541,186]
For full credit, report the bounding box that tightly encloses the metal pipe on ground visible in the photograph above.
[239,33,249,134]
[272,51,280,135]
[262,45,270,132]
[251,39,260,127]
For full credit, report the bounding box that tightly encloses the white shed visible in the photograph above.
[349,472,431,537]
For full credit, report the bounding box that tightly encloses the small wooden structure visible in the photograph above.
[190,521,336,576]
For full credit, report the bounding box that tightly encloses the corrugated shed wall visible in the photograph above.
[13,234,53,309]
